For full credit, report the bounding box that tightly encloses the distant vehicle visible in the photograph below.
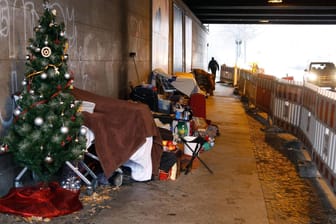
[305,62,336,89]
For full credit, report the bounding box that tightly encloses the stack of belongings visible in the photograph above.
[192,69,215,96]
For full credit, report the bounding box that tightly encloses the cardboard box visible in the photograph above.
[159,163,178,180]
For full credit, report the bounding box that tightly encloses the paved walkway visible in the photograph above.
[3,83,335,223]
[93,84,270,224]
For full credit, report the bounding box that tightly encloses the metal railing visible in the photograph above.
[236,67,336,191]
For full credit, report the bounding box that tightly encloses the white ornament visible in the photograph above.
[14,109,21,116]
[44,155,53,163]
[80,126,87,135]
[64,73,70,79]
[35,47,41,53]
[41,47,52,58]
[34,117,44,126]
[22,80,27,86]
[51,9,57,16]
[29,89,35,94]
[60,126,69,134]
[41,72,47,79]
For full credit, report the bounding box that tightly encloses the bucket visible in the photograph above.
[183,136,198,156]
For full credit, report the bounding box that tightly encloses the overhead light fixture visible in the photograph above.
[259,19,269,23]
[268,0,282,3]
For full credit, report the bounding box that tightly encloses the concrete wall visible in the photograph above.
[0,0,208,196]
[0,0,152,135]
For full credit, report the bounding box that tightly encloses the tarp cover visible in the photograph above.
[0,182,82,218]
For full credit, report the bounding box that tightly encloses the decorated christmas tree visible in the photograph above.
[3,0,87,182]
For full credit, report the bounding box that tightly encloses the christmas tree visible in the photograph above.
[3,0,87,182]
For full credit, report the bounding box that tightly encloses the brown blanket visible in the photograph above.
[72,88,163,179]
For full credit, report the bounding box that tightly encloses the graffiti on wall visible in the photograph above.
[0,0,89,131]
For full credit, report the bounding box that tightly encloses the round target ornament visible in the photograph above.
[41,46,52,58]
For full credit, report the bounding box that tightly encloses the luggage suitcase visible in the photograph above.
[130,85,158,111]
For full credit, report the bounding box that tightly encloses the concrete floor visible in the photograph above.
[94,84,270,224]
[2,83,335,223]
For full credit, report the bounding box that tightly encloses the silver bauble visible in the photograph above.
[34,117,44,126]
[60,126,69,134]
[22,80,27,86]
[35,47,41,53]
[26,55,30,60]
[41,72,47,79]
[80,126,87,135]
[14,109,21,116]
[64,73,70,79]
[44,155,53,163]
[29,89,35,94]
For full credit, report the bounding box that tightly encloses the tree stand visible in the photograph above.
[14,159,98,196]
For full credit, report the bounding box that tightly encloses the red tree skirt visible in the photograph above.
[0,182,82,218]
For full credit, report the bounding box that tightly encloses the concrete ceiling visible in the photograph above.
[181,0,336,24]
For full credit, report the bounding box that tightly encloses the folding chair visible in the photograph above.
[180,136,213,175]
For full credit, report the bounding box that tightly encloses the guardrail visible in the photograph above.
[236,68,336,192]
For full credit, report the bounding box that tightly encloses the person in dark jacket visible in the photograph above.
[208,57,220,82]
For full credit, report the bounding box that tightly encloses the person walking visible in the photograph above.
[208,57,220,83]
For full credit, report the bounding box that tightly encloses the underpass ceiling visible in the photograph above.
[181,0,336,24]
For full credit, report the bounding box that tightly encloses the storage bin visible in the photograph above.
[158,98,171,114]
